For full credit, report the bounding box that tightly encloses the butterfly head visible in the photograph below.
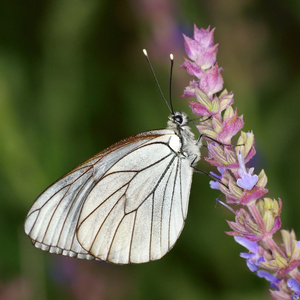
[168,111,189,129]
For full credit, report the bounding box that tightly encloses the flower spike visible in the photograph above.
[181,24,300,299]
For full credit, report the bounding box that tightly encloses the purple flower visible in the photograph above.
[234,236,264,272]
[209,167,225,190]
[210,180,220,190]
[257,270,280,287]
[216,198,236,214]
[236,150,258,190]
[287,278,300,299]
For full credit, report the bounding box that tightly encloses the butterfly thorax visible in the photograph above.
[167,112,201,167]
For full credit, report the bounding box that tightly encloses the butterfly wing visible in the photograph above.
[24,130,167,259]
[24,129,194,264]
[77,132,194,264]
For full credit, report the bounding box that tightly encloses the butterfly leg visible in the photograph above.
[199,134,243,148]
[192,165,228,188]
[190,154,228,188]
[196,134,203,147]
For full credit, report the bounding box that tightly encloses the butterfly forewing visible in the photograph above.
[24,126,196,264]
[77,132,194,264]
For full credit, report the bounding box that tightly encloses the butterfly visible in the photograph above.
[24,52,202,264]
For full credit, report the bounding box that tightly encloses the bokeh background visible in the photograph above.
[0,1,300,299]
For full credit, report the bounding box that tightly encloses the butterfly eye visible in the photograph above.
[173,114,183,124]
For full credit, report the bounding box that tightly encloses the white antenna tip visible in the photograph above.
[143,49,148,57]
[170,53,174,60]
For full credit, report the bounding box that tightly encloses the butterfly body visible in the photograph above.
[24,112,201,264]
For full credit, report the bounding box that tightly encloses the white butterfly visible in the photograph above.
[24,53,202,264]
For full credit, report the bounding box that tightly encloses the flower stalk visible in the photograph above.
[181,24,300,299]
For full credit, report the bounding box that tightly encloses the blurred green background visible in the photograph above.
[0,1,300,299]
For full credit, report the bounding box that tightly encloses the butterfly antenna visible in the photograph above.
[169,54,175,114]
[143,49,172,113]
